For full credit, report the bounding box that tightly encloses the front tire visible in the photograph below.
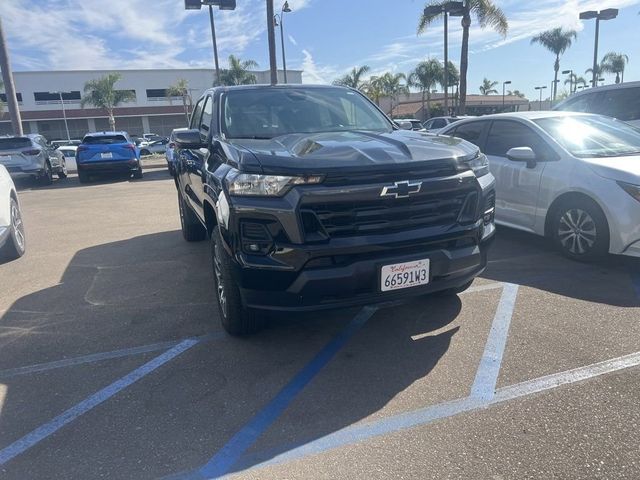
[133,167,143,179]
[39,161,53,186]
[551,197,609,262]
[140,149,150,156]
[1,198,26,261]
[211,226,263,336]
[58,159,68,179]
[178,193,206,242]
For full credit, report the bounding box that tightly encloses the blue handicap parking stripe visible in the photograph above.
[188,306,377,480]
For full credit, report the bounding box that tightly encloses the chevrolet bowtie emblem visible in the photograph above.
[380,180,422,199]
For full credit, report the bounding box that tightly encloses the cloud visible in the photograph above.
[288,35,299,46]
[301,49,339,84]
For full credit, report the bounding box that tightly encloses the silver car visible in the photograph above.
[440,112,640,260]
[0,134,67,185]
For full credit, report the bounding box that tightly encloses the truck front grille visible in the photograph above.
[303,191,470,238]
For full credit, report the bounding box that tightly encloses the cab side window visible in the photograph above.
[190,98,205,130]
[556,93,597,113]
[431,118,447,129]
[200,96,213,133]
[485,120,552,159]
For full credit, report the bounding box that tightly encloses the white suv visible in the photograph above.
[554,81,640,128]
[0,165,25,261]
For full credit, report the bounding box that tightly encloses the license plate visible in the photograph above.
[101,152,113,159]
[380,258,430,292]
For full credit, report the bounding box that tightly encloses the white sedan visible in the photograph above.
[0,164,26,261]
[440,112,640,260]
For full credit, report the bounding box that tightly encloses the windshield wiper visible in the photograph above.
[230,135,273,140]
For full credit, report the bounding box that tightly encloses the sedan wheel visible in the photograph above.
[552,198,608,262]
[11,200,25,253]
[558,208,596,255]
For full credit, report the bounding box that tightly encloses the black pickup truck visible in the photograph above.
[174,85,495,335]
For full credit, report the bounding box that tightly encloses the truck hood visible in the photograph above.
[229,130,479,175]
[582,155,640,185]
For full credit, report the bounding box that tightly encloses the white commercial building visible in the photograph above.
[0,68,303,139]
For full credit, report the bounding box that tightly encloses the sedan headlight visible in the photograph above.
[617,181,640,203]
[226,169,323,196]
[463,153,490,178]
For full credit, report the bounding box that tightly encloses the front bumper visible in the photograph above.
[235,231,494,311]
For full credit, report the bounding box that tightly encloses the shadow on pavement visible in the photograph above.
[0,228,462,479]
[483,227,640,307]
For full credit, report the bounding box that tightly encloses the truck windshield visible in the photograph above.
[535,115,640,158]
[222,87,393,139]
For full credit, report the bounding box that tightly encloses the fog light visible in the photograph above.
[483,208,495,225]
[248,244,261,252]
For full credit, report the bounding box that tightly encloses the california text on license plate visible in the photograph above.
[380,258,430,292]
[101,152,113,159]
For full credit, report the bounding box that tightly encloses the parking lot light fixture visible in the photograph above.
[535,85,547,110]
[580,8,618,88]
[273,1,292,83]
[185,1,237,85]
[562,69,573,93]
[502,80,511,109]
[53,91,71,142]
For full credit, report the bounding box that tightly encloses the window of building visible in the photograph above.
[116,90,137,102]
[0,93,23,103]
[34,91,81,104]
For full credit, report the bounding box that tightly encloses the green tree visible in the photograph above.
[218,55,259,86]
[379,72,409,116]
[531,27,577,100]
[166,78,193,124]
[363,76,384,106]
[600,52,629,84]
[507,89,526,98]
[408,59,443,120]
[81,73,135,131]
[419,0,508,115]
[479,78,499,95]
[333,65,371,91]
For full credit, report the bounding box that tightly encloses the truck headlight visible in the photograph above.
[463,153,490,178]
[618,181,640,203]
[225,169,323,197]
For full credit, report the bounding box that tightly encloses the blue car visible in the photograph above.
[76,131,142,183]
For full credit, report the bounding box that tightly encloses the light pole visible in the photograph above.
[0,16,23,135]
[535,86,547,110]
[54,91,71,142]
[562,69,573,93]
[579,9,618,88]
[184,0,237,85]
[424,1,463,115]
[273,1,292,83]
[502,80,511,110]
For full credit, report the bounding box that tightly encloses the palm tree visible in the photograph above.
[585,65,604,86]
[600,52,629,84]
[166,78,193,124]
[81,73,135,131]
[408,59,443,120]
[363,77,385,106]
[333,66,371,91]
[380,72,409,116]
[530,27,577,101]
[218,55,259,86]
[507,89,526,98]
[479,78,499,95]
[564,73,587,93]
[419,0,508,115]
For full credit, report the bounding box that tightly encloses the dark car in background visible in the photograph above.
[0,134,67,185]
[76,131,142,183]
[166,128,188,176]
[174,85,496,335]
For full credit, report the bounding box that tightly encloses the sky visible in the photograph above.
[0,0,639,100]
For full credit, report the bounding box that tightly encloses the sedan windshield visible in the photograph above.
[222,87,393,139]
[535,115,640,158]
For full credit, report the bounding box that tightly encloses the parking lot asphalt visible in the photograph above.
[1,170,639,479]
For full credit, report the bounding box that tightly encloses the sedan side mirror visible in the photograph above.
[174,129,206,149]
[396,121,414,131]
[506,147,537,168]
